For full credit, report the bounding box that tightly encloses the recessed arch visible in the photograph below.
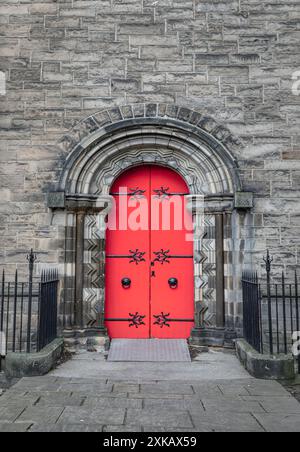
[57,106,243,197]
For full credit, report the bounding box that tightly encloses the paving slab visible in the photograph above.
[16,406,65,424]
[51,350,251,381]
[191,411,265,433]
[0,422,32,432]
[143,426,210,432]
[103,425,143,432]
[59,382,113,394]
[29,423,104,433]
[58,406,126,426]
[12,378,61,392]
[143,397,205,412]
[126,408,194,429]
[0,393,40,407]
[0,406,26,423]
[244,381,292,397]
[112,383,140,393]
[35,393,85,408]
[140,382,194,395]
[258,397,300,414]
[83,396,143,409]
[252,413,300,433]
[200,398,265,414]
[0,350,299,432]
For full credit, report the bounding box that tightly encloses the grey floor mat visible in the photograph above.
[107,339,191,362]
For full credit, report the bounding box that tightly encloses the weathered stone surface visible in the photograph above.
[5,339,64,379]
[191,411,264,433]
[57,406,125,425]
[0,357,299,433]
[0,422,32,432]
[0,0,299,339]
[251,414,300,433]
[126,408,194,429]
[236,339,295,381]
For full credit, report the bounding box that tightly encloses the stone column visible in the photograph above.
[75,211,85,328]
[64,195,114,347]
[215,214,225,328]
[97,212,108,331]
[186,195,206,329]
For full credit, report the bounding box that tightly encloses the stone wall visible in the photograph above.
[0,0,300,321]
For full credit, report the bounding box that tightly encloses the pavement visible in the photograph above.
[0,349,299,432]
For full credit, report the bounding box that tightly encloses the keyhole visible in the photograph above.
[151,271,156,278]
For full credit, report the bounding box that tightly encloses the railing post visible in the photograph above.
[295,272,300,374]
[281,271,288,355]
[0,270,5,371]
[26,249,37,353]
[12,269,18,352]
[263,250,274,355]
[258,280,263,354]
[0,269,4,338]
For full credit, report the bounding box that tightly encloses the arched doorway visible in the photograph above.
[48,104,252,348]
[105,165,194,339]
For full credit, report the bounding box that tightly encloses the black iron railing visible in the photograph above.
[0,251,59,371]
[242,271,263,354]
[37,270,59,351]
[242,251,300,374]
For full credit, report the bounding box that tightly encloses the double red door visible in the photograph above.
[105,165,194,339]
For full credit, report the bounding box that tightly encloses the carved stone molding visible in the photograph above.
[51,104,245,340]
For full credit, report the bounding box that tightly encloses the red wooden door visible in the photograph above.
[105,165,194,339]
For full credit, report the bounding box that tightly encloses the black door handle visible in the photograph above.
[168,278,178,289]
[122,278,131,289]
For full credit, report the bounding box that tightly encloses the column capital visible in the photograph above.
[65,194,114,214]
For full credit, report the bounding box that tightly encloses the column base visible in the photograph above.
[63,327,110,352]
[189,327,237,348]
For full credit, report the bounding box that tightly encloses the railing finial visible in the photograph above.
[263,249,273,274]
[26,249,37,266]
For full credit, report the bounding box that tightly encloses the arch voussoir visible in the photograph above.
[58,106,242,197]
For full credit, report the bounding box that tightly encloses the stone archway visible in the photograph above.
[48,103,252,348]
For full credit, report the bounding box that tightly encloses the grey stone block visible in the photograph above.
[200,397,265,414]
[140,383,194,395]
[143,397,205,412]
[59,382,113,394]
[103,425,142,432]
[58,406,125,425]
[8,377,60,392]
[16,406,64,424]
[83,396,142,409]
[234,192,254,209]
[252,413,300,433]
[0,422,32,432]
[126,408,194,429]
[244,382,293,397]
[0,406,25,423]
[236,339,295,380]
[35,393,85,407]
[112,383,140,394]
[5,339,64,379]
[47,192,66,209]
[258,397,300,414]
[191,412,264,432]
[0,392,40,407]
[29,423,104,432]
